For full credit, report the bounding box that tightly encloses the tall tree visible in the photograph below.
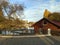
[0,1,7,22]
[48,12,60,21]
[0,1,24,20]
[0,0,24,30]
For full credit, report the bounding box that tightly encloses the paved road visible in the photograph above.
[46,36,60,45]
[0,36,60,45]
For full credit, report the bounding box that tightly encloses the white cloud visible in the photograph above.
[24,0,60,22]
[24,6,44,22]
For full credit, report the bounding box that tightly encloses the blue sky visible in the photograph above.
[8,0,60,22]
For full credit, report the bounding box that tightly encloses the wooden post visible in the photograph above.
[48,28,51,35]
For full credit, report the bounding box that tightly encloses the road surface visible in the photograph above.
[0,35,60,45]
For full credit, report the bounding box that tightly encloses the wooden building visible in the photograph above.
[32,18,60,35]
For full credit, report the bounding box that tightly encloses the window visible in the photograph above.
[44,20,47,24]
[58,27,60,29]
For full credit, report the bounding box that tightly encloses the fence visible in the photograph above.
[1,29,35,36]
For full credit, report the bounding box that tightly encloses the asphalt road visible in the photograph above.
[0,36,60,45]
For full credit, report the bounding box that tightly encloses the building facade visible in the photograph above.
[32,18,60,35]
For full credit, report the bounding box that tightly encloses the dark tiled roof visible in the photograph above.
[51,21,60,26]
[32,18,60,28]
